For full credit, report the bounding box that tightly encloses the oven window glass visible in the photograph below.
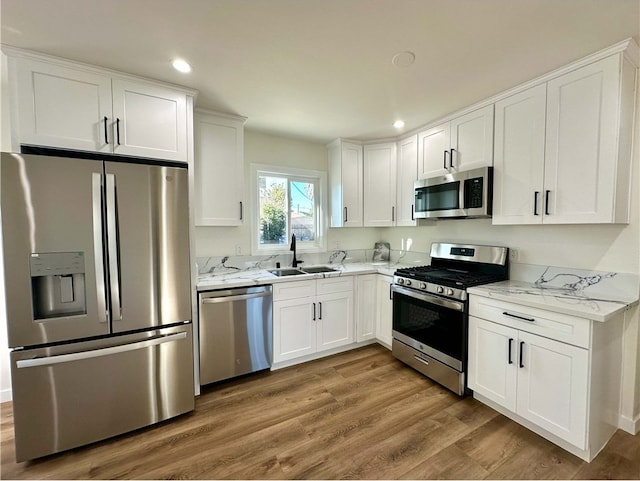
[392,291,464,362]
[415,181,460,212]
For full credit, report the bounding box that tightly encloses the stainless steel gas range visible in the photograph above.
[391,243,509,395]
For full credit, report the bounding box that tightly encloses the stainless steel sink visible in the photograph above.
[268,268,306,277]
[300,266,338,274]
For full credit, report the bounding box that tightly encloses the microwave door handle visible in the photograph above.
[106,174,122,322]
[92,173,108,323]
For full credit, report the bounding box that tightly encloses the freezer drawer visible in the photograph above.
[10,324,194,462]
[199,286,272,385]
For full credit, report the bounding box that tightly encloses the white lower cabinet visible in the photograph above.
[273,277,354,364]
[468,294,624,461]
[355,274,377,342]
[375,275,393,348]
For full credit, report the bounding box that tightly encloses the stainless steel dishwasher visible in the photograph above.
[198,285,273,385]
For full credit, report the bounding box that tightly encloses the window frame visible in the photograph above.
[251,163,327,255]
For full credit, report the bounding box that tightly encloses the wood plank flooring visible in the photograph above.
[1,344,639,479]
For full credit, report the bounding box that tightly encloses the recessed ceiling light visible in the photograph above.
[393,120,405,129]
[391,51,415,68]
[172,59,192,73]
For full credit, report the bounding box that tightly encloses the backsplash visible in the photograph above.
[196,249,430,275]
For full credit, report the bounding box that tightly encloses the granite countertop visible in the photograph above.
[468,279,638,322]
[196,262,398,291]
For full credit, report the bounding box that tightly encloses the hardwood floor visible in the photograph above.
[1,344,639,479]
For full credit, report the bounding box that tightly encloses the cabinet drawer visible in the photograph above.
[316,276,354,295]
[469,295,591,348]
[272,280,316,301]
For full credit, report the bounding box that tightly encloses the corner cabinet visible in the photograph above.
[417,105,494,179]
[272,277,354,364]
[355,274,377,342]
[194,110,246,226]
[363,142,397,226]
[5,48,195,162]
[468,294,625,461]
[493,44,638,225]
[327,139,363,227]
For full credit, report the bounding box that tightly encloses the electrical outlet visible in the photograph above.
[235,244,242,256]
[509,248,519,262]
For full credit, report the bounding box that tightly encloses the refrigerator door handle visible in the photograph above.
[92,173,108,323]
[16,331,188,369]
[106,174,122,321]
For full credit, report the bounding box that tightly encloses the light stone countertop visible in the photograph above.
[468,280,638,322]
[196,262,399,291]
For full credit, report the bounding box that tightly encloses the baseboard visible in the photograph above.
[0,387,12,403]
[618,413,640,434]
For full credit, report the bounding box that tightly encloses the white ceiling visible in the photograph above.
[1,0,639,143]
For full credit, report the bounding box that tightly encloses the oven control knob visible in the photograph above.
[447,288,454,296]
[419,282,427,290]
[436,286,444,294]
[405,280,412,286]
[397,278,404,285]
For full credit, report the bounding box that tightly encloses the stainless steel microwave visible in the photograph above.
[414,166,493,219]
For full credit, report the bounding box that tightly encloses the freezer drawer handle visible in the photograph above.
[15,331,187,369]
[201,292,271,304]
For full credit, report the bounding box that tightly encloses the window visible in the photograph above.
[251,164,326,254]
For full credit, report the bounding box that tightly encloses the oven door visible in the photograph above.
[391,285,466,371]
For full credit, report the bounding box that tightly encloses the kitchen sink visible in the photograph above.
[300,266,338,274]
[268,268,306,277]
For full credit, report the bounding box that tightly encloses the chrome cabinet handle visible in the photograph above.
[92,173,108,323]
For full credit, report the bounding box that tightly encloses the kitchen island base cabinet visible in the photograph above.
[272,277,354,365]
[468,295,624,462]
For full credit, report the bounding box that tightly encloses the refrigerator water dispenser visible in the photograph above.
[30,252,87,319]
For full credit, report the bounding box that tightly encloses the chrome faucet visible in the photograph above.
[290,234,302,268]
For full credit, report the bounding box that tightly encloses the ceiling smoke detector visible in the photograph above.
[391,51,416,68]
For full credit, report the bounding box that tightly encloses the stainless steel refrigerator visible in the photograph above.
[1,151,194,462]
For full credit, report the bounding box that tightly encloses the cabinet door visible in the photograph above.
[273,298,316,363]
[363,142,397,226]
[516,331,589,449]
[375,275,393,348]
[329,140,363,227]
[316,291,354,352]
[543,55,621,224]
[111,79,187,162]
[356,275,377,342]
[194,112,245,226]
[396,135,418,226]
[12,57,112,153]
[417,121,450,178]
[450,104,494,172]
[492,85,546,225]
[467,316,517,411]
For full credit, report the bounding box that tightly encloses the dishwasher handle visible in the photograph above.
[201,291,272,304]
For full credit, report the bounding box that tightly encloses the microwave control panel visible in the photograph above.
[464,177,484,209]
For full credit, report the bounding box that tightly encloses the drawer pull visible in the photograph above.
[503,311,535,323]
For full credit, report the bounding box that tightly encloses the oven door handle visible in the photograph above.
[391,285,465,312]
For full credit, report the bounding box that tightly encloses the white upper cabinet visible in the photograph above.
[492,84,547,224]
[194,110,246,226]
[418,105,494,178]
[6,49,194,162]
[328,139,363,227]
[396,135,418,226]
[363,142,397,226]
[494,45,637,225]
